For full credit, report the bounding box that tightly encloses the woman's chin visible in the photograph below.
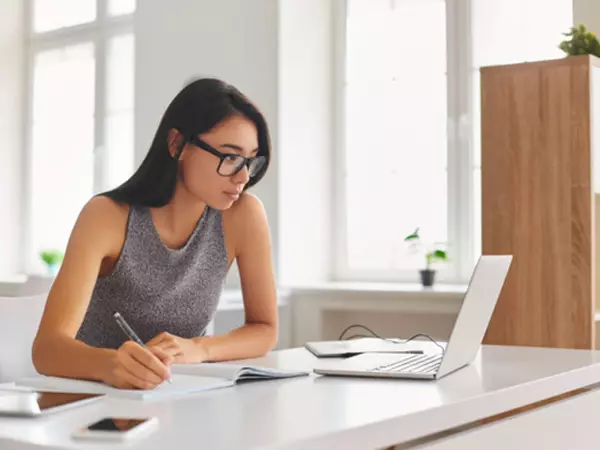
[207,195,237,211]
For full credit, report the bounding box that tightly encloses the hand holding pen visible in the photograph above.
[112,312,173,387]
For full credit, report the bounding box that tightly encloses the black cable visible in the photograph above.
[338,324,445,352]
[402,333,446,352]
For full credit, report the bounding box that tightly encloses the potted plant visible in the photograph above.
[404,228,448,287]
[559,24,600,57]
[39,249,64,276]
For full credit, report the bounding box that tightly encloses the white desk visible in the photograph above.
[1,345,600,450]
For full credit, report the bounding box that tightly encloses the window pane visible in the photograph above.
[33,0,96,33]
[344,0,447,271]
[106,34,134,113]
[103,33,135,191]
[103,112,134,189]
[472,0,572,68]
[30,43,95,266]
[108,0,136,16]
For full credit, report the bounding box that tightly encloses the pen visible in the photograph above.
[113,312,172,384]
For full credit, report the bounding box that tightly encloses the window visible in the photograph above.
[26,0,136,273]
[337,0,572,283]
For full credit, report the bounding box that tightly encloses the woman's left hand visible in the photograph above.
[146,332,208,364]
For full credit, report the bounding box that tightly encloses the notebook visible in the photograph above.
[16,374,233,400]
[16,363,309,400]
[171,362,309,381]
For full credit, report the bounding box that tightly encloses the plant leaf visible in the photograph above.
[432,250,448,260]
[404,227,420,241]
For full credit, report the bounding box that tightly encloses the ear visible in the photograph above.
[167,128,185,159]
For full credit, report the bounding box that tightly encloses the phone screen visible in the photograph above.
[86,418,150,432]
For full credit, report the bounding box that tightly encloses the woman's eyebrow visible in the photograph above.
[220,143,259,154]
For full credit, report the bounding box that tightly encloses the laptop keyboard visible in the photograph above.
[372,354,443,374]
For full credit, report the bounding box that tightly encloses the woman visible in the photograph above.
[32,78,278,390]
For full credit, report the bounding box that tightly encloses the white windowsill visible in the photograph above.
[219,282,467,312]
[283,281,467,298]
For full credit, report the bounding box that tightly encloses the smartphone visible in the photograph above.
[72,417,158,441]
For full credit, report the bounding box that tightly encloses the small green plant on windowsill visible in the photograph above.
[39,249,64,277]
[404,228,449,287]
[559,24,600,58]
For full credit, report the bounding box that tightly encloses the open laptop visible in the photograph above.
[313,255,512,380]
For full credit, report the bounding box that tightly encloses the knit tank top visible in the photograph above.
[76,204,229,349]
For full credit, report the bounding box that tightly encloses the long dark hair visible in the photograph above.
[102,78,271,206]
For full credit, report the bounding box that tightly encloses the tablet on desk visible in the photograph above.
[305,338,426,358]
[0,390,104,417]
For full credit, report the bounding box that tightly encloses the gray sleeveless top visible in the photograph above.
[76,204,229,349]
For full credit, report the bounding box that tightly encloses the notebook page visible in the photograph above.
[172,363,309,381]
[171,363,243,381]
[16,374,233,400]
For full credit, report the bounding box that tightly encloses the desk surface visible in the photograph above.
[1,345,600,450]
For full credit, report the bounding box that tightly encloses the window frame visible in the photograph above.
[22,0,135,273]
[333,0,476,284]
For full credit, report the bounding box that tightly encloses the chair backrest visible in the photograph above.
[0,293,48,382]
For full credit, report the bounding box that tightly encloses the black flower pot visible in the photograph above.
[420,269,436,287]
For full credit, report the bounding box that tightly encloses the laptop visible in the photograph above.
[313,255,512,380]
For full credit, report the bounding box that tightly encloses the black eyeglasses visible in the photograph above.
[187,136,266,178]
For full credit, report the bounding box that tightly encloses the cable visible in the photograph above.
[401,333,445,352]
[338,324,445,353]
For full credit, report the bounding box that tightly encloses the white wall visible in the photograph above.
[0,0,24,278]
[135,0,280,287]
[574,0,600,33]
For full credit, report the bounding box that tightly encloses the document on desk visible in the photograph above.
[15,365,308,400]
[15,374,233,400]
[171,362,310,382]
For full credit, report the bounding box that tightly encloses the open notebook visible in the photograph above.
[16,363,309,400]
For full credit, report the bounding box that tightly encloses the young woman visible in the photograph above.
[32,78,278,390]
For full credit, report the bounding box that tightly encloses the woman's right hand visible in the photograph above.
[102,340,173,390]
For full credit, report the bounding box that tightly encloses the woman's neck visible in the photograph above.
[152,182,206,235]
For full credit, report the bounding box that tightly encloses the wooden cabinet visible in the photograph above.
[480,55,600,349]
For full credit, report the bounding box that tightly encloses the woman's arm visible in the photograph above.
[32,197,171,388]
[200,193,278,360]
[148,193,278,362]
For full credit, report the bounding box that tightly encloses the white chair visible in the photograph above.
[0,293,48,382]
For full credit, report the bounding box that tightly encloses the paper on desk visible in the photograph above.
[172,362,309,381]
[15,374,233,400]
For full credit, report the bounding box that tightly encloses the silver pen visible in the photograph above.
[113,312,172,384]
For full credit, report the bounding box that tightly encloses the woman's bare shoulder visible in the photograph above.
[80,195,129,224]
[73,195,131,245]
[222,192,266,226]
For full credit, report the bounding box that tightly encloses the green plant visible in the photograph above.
[39,249,64,266]
[559,24,600,57]
[404,228,448,270]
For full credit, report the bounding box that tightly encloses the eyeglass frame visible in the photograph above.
[186,135,266,178]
